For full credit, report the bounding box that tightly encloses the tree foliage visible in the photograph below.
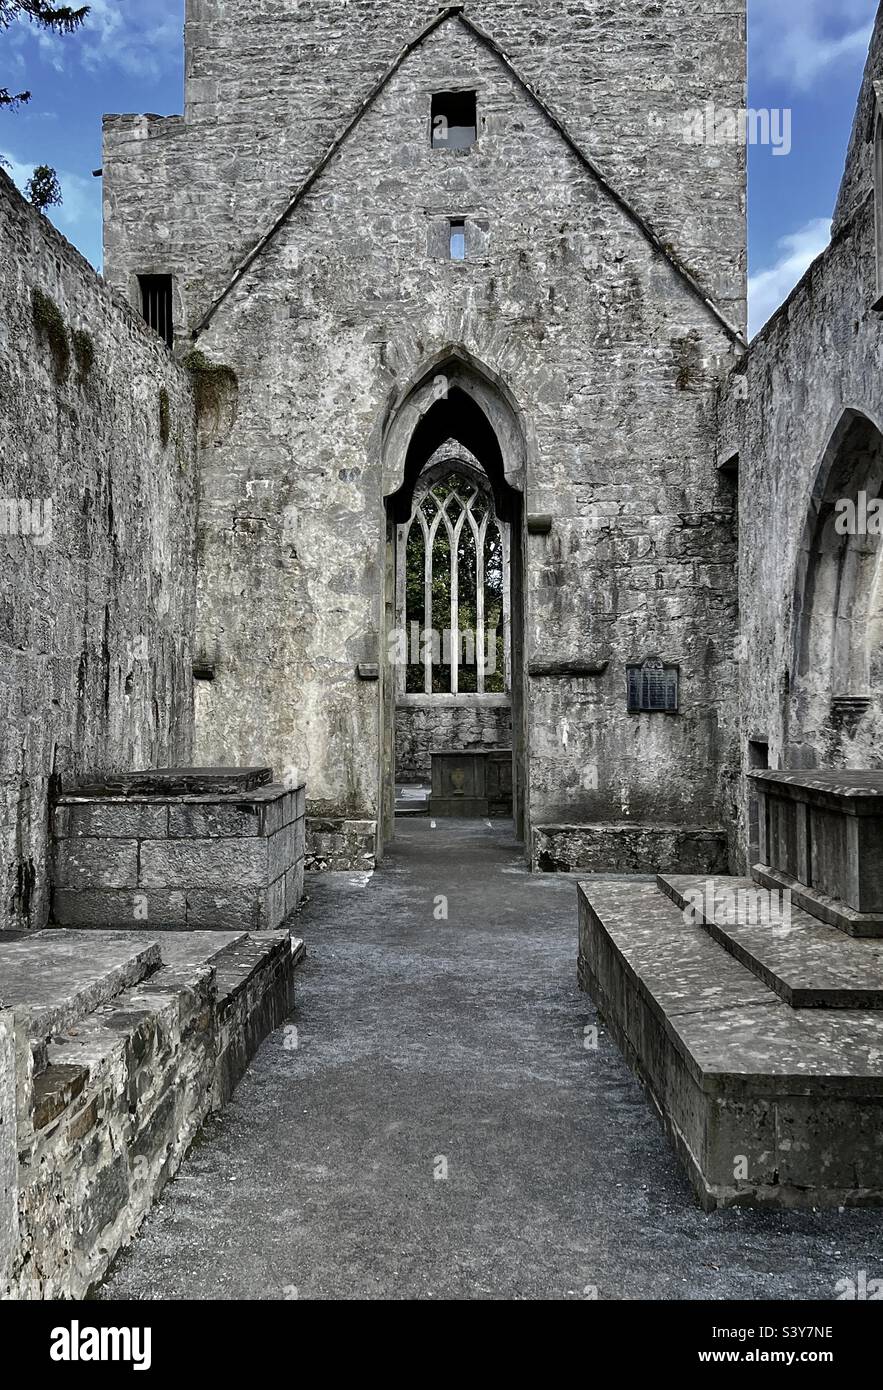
[25,162,61,210]
[1,2,89,108]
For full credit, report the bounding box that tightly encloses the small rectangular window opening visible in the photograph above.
[449,220,467,262]
[138,274,173,348]
[748,739,770,770]
[432,91,477,150]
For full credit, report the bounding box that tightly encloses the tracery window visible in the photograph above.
[397,464,510,696]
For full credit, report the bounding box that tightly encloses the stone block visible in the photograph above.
[68,768,273,797]
[305,817,376,871]
[184,889,263,931]
[54,802,169,840]
[4,918,303,1297]
[167,802,263,838]
[751,771,883,935]
[52,839,139,891]
[52,888,187,928]
[0,933,161,1041]
[139,837,269,890]
[32,1062,88,1131]
[263,872,287,930]
[268,821,297,883]
[75,1154,129,1251]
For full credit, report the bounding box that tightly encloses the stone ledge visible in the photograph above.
[533,823,728,874]
[0,933,161,1042]
[754,864,883,939]
[659,873,883,1007]
[2,927,304,1298]
[578,879,883,1209]
[64,767,274,797]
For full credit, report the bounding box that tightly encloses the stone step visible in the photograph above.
[5,924,304,1298]
[578,879,883,1209]
[659,874,883,1008]
[0,932,162,1042]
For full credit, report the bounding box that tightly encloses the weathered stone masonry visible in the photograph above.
[1,927,300,1298]
[103,1,747,872]
[718,8,883,873]
[0,171,198,932]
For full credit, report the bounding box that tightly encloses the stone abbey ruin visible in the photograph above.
[2,0,883,1298]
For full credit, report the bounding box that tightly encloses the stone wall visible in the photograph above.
[0,1006,14,1294]
[718,20,883,870]
[395,696,511,782]
[103,7,744,860]
[2,927,299,1299]
[0,171,198,930]
[104,0,745,332]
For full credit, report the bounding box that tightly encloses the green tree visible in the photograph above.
[25,162,61,210]
[1,2,89,109]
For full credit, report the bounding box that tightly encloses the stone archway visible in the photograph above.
[378,352,527,852]
[789,408,883,767]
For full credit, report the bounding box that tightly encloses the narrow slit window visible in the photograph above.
[432,91,477,150]
[449,220,466,262]
[138,274,173,348]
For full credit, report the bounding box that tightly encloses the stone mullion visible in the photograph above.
[473,509,487,694]
[396,521,409,698]
[448,505,464,696]
[423,508,439,697]
[501,521,512,692]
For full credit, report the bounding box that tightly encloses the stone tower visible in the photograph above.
[103,0,747,871]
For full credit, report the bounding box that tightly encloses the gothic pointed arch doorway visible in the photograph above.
[379,353,527,855]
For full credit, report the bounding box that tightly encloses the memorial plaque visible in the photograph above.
[627,658,679,713]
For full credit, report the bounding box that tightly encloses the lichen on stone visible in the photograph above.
[32,287,70,382]
[72,328,95,381]
[182,348,238,418]
[159,385,171,447]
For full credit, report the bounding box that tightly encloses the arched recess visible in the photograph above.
[789,408,883,764]
[382,346,527,505]
[378,351,527,851]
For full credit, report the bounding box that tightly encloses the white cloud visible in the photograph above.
[79,0,183,81]
[8,0,183,84]
[748,217,832,336]
[751,0,875,91]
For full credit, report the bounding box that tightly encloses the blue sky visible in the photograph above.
[0,0,878,338]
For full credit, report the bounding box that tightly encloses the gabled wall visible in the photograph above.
[179,17,742,847]
[0,173,198,930]
[104,0,746,337]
